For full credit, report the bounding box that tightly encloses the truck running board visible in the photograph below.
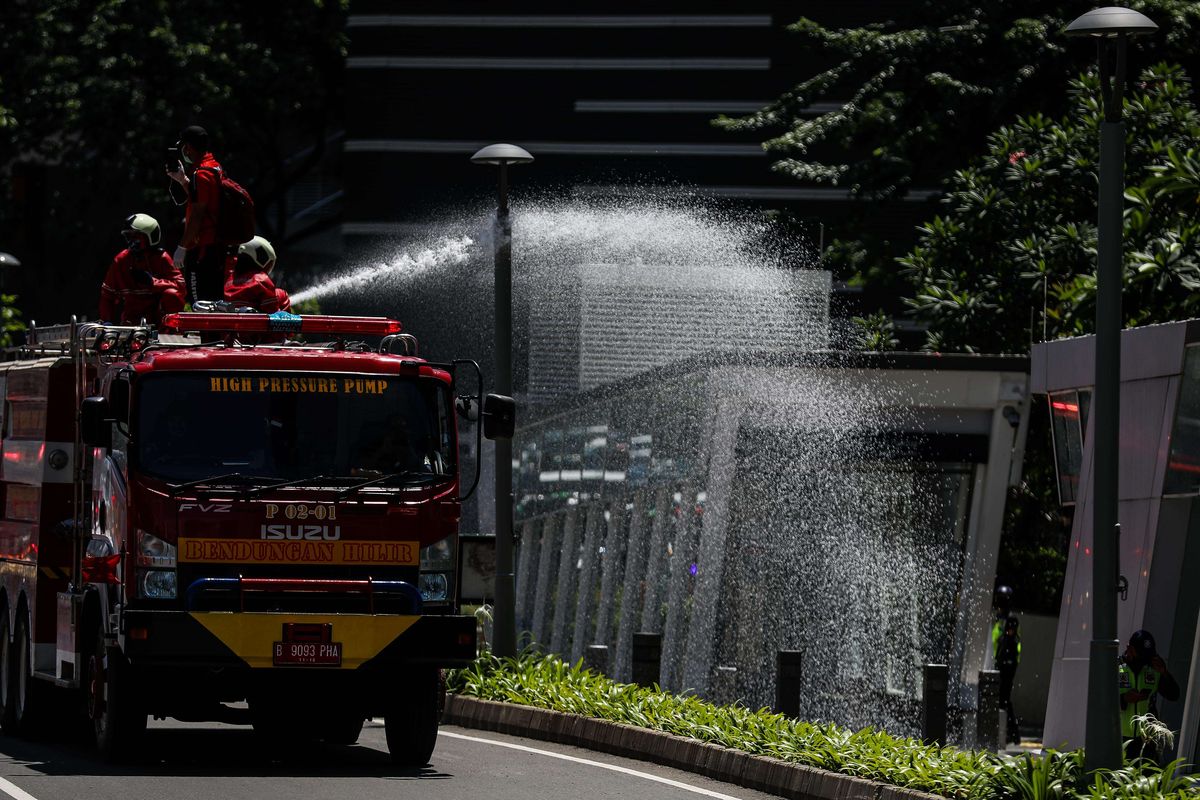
[33,668,79,689]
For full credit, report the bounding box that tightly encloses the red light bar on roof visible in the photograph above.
[162,312,402,336]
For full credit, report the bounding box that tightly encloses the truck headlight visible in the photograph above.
[418,572,449,602]
[137,530,177,568]
[419,538,455,604]
[137,569,177,600]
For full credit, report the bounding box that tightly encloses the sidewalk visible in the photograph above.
[1001,725,1045,757]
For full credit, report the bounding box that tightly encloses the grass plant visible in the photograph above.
[447,653,1196,800]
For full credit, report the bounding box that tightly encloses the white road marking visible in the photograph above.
[0,775,39,800]
[439,730,748,800]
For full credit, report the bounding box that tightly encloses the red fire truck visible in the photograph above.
[0,311,511,763]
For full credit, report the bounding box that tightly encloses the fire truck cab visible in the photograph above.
[0,312,510,763]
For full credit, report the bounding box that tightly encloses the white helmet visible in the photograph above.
[123,213,161,246]
[237,235,277,274]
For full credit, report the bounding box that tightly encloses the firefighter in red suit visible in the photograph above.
[99,214,185,324]
[166,125,226,302]
[224,235,290,312]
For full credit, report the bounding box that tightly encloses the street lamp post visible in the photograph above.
[1065,6,1157,774]
[0,252,20,292]
[471,143,534,659]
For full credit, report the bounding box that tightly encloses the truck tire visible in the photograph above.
[384,668,440,767]
[251,694,310,742]
[0,612,14,734]
[323,713,365,745]
[12,612,43,736]
[90,627,146,760]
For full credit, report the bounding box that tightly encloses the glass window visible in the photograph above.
[1165,346,1200,495]
[1049,391,1084,505]
[133,372,455,485]
[518,438,541,500]
[605,428,630,483]
[629,434,652,487]
[539,428,563,484]
[561,426,584,482]
[1078,389,1092,441]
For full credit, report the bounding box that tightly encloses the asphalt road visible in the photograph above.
[0,720,782,800]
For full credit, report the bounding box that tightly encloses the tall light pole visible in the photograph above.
[471,143,534,659]
[0,252,20,291]
[1065,6,1157,774]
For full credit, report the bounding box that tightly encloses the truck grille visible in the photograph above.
[183,576,422,614]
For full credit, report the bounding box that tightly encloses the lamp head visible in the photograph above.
[1066,6,1157,38]
[470,143,534,166]
[0,252,21,269]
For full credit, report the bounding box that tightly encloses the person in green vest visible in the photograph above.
[1119,629,1180,763]
[992,585,1022,744]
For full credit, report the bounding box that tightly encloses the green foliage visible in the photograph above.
[990,750,1082,800]
[719,1,1200,291]
[850,310,899,351]
[903,64,1200,353]
[0,0,348,218]
[450,653,1197,800]
[474,603,493,653]
[1129,714,1176,763]
[1081,757,1193,800]
[723,2,1200,199]
[0,294,25,347]
[450,652,995,798]
[0,0,349,321]
[289,297,322,316]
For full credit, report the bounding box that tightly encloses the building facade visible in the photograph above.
[1034,321,1200,762]
[341,3,935,248]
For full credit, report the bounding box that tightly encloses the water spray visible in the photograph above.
[290,235,475,305]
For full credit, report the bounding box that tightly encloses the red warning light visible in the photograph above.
[162,313,403,337]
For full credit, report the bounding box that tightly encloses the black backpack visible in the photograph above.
[195,165,256,245]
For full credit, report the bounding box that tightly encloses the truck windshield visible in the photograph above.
[134,372,455,485]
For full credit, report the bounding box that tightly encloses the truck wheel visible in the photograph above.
[251,694,310,742]
[12,613,42,735]
[323,713,365,745]
[90,627,146,760]
[0,612,14,734]
[384,669,439,767]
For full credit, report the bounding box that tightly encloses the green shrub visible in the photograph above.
[448,653,1196,800]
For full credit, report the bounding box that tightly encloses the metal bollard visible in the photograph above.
[584,644,609,676]
[631,632,662,688]
[922,663,949,745]
[775,650,802,718]
[977,669,1000,751]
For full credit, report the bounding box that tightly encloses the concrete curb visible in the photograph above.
[442,694,945,800]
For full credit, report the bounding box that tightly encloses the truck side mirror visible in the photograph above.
[80,396,112,449]
[482,394,515,441]
[455,396,478,422]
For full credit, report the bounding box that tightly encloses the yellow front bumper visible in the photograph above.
[121,609,477,669]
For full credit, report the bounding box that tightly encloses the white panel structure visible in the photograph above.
[528,264,830,402]
[1034,320,1200,755]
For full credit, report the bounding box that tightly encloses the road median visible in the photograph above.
[443,694,943,800]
